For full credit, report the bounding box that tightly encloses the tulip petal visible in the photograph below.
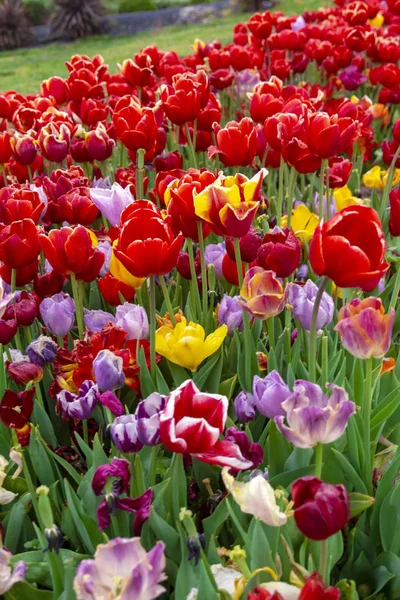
[192,439,253,470]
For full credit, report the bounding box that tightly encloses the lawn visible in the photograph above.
[0,0,324,95]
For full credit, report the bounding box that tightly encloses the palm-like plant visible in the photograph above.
[50,0,103,40]
[0,0,31,50]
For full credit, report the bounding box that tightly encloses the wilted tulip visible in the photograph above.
[26,335,58,365]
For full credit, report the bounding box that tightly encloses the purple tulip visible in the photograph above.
[73,537,166,600]
[296,264,308,279]
[252,371,291,419]
[90,182,134,227]
[217,295,244,334]
[136,392,166,446]
[204,242,225,280]
[291,15,306,30]
[97,391,125,416]
[0,548,27,595]
[26,335,58,365]
[93,349,125,392]
[275,381,355,448]
[111,415,143,453]
[57,380,98,420]
[115,302,149,340]
[287,280,334,331]
[339,66,368,91]
[40,293,75,337]
[234,390,256,423]
[84,309,115,333]
[97,240,112,277]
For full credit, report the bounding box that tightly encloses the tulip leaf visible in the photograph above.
[218,375,237,400]
[149,508,180,560]
[193,350,221,390]
[269,465,315,489]
[175,522,198,600]
[201,348,223,394]
[168,362,189,388]
[370,386,400,436]
[4,494,30,553]
[371,445,400,544]
[4,582,53,600]
[197,561,219,600]
[138,346,157,396]
[203,497,229,542]
[32,402,58,447]
[349,492,375,518]
[73,434,93,468]
[248,519,273,571]
[267,421,292,480]
[155,366,170,395]
[46,448,82,486]
[28,428,62,493]
[63,479,104,554]
[164,453,187,525]
[330,448,368,494]
[307,531,344,575]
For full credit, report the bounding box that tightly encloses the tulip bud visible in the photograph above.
[26,335,58,366]
[93,350,125,392]
[252,371,291,419]
[110,414,143,453]
[115,302,149,340]
[349,492,375,518]
[176,251,200,280]
[136,392,166,446]
[226,230,262,263]
[7,361,43,386]
[234,390,256,423]
[40,293,75,337]
[217,294,244,334]
[86,123,115,162]
[257,227,301,278]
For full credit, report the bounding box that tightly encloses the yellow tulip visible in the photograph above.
[333,186,363,212]
[363,166,384,189]
[109,241,145,289]
[281,204,319,244]
[368,13,384,26]
[155,317,227,371]
[383,168,400,187]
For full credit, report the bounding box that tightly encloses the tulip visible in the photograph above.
[334,297,394,359]
[57,380,98,420]
[89,182,134,228]
[204,242,226,279]
[112,96,158,152]
[111,415,143,453]
[339,65,368,91]
[0,548,27,595]
[93,349,125,392]
[327,158,352,189]
[240,267,286,320]
[0,185,44,225]
[114,201,183,278]
[287,280,334,331]
[224,427,263,472]
[85,123,115,162]
[10,132,37,166]
[309,206,389,291]
[253,370,291,419]
[249,583,300,600]
[161,71,206,125]
[275,381,355,448]
[292,476,350,541]
[136,392,166,446]
[281,204,319,245]
[0,219,40,269]
[389,188,400,237]
[7,361,43,386]
[257,227,301,278]
[98,273,136,307]
[333,186,363,212]
[40,293,75,337]
[109,248,145,290]
[0,132,12,165]
[73,537,166,600]
[222,468,287,526]
[59,187,99,226]
[0,388,35,429]
[40,76,70,105]
[0,318,17,345]
[115,302,149,340]
[4,291,37,327]
[194,170,266,238]
[217,295,244,334]
[225,229,262,263]
[97,240,112,277]
[155,317,227,371]
[176,251,200,280]
[209,118,257,167]
[38,122,70,163]
[26,335,58,365]
[234,389,256,423]
[160,380,253,470]
[34,269,65,299]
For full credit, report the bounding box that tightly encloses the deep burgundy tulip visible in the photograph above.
[257,227,301,278]
[389,188,400,237]
[292,476,350,541]
[0,388,35,429]
[226,229,262,263]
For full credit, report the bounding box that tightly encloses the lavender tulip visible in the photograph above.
[40,293,75,337]
[57,380,98,420]
[287,280,334,331]
[253,371,291,419]
[136,392,166,446]
[97,240,112,277]
[234,390,256,423]
[115,302,149,340]
[90,182,134,227]
[0,548,27,594]
[275,381,355,448]
[93,349,125,392]
[74,537,166,600]
[204,242,226,280]
[26,335,58,365]
[217,295,244,334]
[84,309,115,333]
[111,415,143,453]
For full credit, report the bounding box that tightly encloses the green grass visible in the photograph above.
[0,0,324,94]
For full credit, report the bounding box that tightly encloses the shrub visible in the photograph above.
[23,0,52,25]
[50,0,103,40]
[118,0,155,13]
[0,0,31,50]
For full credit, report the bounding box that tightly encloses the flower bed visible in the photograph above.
[0,2,400,598]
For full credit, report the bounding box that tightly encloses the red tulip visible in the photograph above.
[154,151,183,173]
[298,572,340,600]
[40,76,70,105]
[34,270,65,299]
[221,253,245,286]
[114,200,183,278]
[4,291,37,326]
[38,122,70,163]
[226,229,262,263]
[0,95,12,121]
[86,123,115,162]
[0,387,35,429]
[326,157,352,188]
[247,11,274,38]
[39,225,104,280]
[112,96,158,151]
[7,361,43,386]
[0,219,40,269]
[118,58,153,88]
[292,476,350,541]
[176,251,200,280]
[160,379,253,470]
[209,118,257,167]
[209,68,235,90]
[58,186,99,226]
[0,185,44,225]
[0,132,12,165]
[0,260,39,287]
[0,318,17,344]
[42,166,90,224]
[97,273,136,306]
[249,80,284,123]
[309,205,389,291]
[257,227,301,278]
[10,131,37,166]
[78,98,109,127]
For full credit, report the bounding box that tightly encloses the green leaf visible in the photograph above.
[46,448,82,486]
[248,519,272,571]
[349,492,375,518]
[370,386,400,436]
[193,351,221,390]
[32,402,57,447]
[4,495,29,553]
[371,445,400,544]
[149,508,180,560]
[269,465,315,489]
[4,582,53,600]
[139,346,156,397]
[218,375,237,400]
[267,421,292,479]
[202,348,223,393]
[197,561,218,600]
[63,479,104,554]
[330,448,368,494]
[168,362,189,388]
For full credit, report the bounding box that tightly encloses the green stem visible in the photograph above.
[184,123,198,168]
[267,317,275,350]
[70,273,84,338]
[197,222,208,331]
[363,357,373,494]
[286,166,297,229]
[159,276,176,326]
[10,268,17,294]
[380,145,400,220]
[234,237,252,390]
[314,442,323,478]
[187,238,201,320]
[309,172,316,212]
[149,444,159,487]
[389,264,400,312]
[149,276,157,379]
[308,276,329,383]
[1,164,8,187]
[319,538,329,585]
[136,148,145,199]
[318,159,328,223]
[321,336,328,389]
[22,450,44,529]
[233,238,244,289]
[82,420,89,447]
[277,155,284,223]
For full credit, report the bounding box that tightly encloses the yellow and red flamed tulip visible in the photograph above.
[155,317,227,371]
[240,267,286,320]
[335,297,394,359]
[194,169,266,238]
